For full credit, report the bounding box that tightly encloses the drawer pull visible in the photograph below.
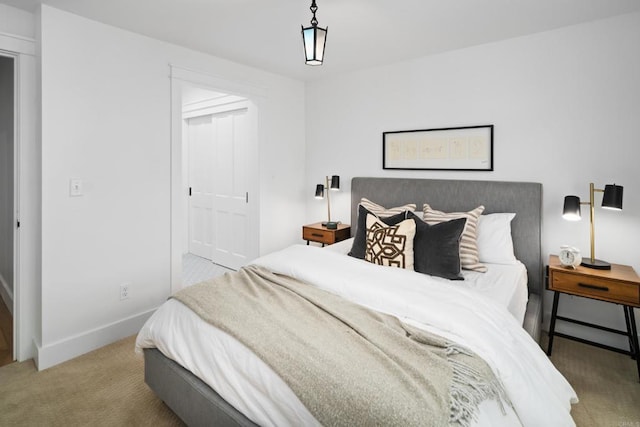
[578,283,609,292]
[311,233,324,237]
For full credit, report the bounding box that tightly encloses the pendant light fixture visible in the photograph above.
[301,0,327,65]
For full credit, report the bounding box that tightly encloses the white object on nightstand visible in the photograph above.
[559,245,581,268]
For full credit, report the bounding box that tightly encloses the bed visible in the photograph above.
[136,177,577,426]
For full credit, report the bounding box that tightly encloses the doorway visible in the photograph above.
[182,90,251,271]
[0,54,15,367]
[170,66,262,293]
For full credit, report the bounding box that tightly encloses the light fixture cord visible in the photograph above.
[310,0,318,27]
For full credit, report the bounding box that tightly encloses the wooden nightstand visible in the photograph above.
[546,255,640,381]
[302,223,351,247]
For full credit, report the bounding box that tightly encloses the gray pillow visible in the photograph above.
[409,211,466,280]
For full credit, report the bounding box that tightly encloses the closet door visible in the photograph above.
[187,115,214,260]
[210,108,250,270]
[187,108,250,270]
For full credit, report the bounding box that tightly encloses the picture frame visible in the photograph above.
[382,125,493,171]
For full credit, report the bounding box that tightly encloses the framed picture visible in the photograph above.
[383,125,493,171]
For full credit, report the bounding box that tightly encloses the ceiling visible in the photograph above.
[4,0,640,81]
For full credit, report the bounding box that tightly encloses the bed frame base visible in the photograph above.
[144,348,257,426]
[523,294,542,342]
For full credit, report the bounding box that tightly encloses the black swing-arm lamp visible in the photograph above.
[562,182,623,269]
[315,175,340,227]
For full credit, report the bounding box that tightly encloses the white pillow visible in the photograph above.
[476,213,517,265]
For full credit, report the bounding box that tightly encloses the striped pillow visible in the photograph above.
[360,198,416,217]
[422,204,487,272]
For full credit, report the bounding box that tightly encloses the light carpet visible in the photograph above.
[545,336,640,426]
[0,335,183,426]
[0,334,638,426]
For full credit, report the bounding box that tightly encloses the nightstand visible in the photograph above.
[546,255,640,381]
[302,223,351,247]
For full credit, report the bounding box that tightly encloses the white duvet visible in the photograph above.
[136,244,577,426]
[326,238,529,324]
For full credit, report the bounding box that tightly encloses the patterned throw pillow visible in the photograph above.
[365,214,416,270]
[360,198,416,217]
[422,204,487,272]
[348,199,415,260]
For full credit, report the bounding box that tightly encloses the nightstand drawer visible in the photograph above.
[550,270,640,305]
[303,227,334,244]
[302,223,351,246]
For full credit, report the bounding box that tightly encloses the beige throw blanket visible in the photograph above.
[172,265,509,426]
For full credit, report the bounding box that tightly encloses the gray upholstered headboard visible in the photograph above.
[351,177,543,297]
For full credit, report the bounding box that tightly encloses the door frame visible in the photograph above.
[169,65,264,294]
[0,30,38,362]
[0,52,17,357]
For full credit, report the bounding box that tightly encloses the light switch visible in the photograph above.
[70,179,83,197]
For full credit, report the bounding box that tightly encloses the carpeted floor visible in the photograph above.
[545,336,640,426]
[0,334,638,426]
[0,335,184,426]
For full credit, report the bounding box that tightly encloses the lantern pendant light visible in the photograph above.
[301,0,327,65]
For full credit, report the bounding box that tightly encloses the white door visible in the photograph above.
[187,107,250,270]
[187,115,214,259]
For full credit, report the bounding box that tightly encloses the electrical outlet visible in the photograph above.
[120,284,129,300]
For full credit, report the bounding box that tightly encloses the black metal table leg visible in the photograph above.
[547,291,560,356]
[626,306,640,382]
[624,306,636,360]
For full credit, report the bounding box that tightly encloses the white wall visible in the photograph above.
[38,5,305,368]
[0,3,35,39]
[305,12,640,348]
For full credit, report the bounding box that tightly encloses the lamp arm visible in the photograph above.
[326,176,331,223]
[589,183,595,263]
[587,184,607,263]
[588,183,609,263]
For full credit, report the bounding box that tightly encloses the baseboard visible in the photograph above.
[35,308,156,370]
[0,273,13,316]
